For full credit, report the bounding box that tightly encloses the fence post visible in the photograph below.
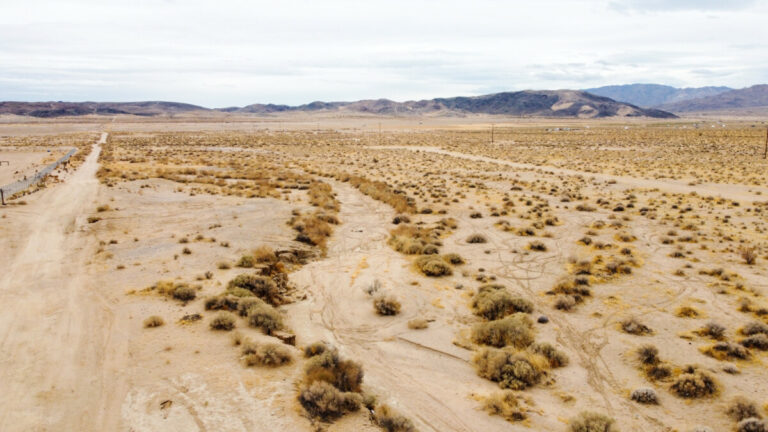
[1,189,5,206]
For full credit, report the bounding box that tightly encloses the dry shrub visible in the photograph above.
[621,318,652,336]
[740,246,758,265]
[374,404,415,432]
[242,341,293,367]
[630,388,658,404]
[416,256,452,277]
[472,285,533,320]
[246,301,283,334]
[741,334,768,350]
[442,253,465,265]
[473,347,546,390]
[298,381,362,420]
[227,274,281,305]
[253,245,278,263]
[741,322,768,336]
[530,342,569,368]
[407,318,428,330]
[555,295,577,311]
[236,255,255,268]
[472,313,534,348]
[304,350,364,393]
[670,370,718,398]
[205,294,241,311]
[347,175,415,214]
[290,212,333,248]
[569,411,617,432]
[703,342,750,360]
[374,295,402,316]
[210,311,237,331]
[637,344,659,365]
[727,396,761,422]
[389,225,437,255]
[467,234,487,244]
[528,240,547,252]
[737,418,767,432]
[482,390,530,422]
[675,306,700,318]
[143,315,164,328]
[698,321,726,340]
[304,341,331,358]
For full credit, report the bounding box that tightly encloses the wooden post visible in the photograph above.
[491,124,494,144]
[1,189,5,206]
[764,127,768,159]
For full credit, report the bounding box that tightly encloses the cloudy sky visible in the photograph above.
[1,0,766,107]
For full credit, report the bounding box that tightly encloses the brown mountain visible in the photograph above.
[0,101,208,118]
[658,85,768,113]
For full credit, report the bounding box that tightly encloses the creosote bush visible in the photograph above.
[246,301,284,334]
[242,341,293,366]
[298,381,362,420]
[473,347,546,390]
[299,345,365,420]
[416,256,452,277]
[482,390,530,422]
[726,396,761,422]
[670,370,718,398]
[472,284,533,320]
[227,274,281,305]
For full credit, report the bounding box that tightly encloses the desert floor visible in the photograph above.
[1,116,767,432]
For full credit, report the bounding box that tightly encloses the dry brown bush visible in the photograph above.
[472,313,534,348]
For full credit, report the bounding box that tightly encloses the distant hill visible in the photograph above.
[0,91,677,119]
[0,101,208,118]
[657,85,768,113]
[232,90,676,118]
[585,84,732,108]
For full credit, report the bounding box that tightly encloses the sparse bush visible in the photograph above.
[676,306,700,318]
[246,301,283,334]
[700,321,726,340]
[637,344,659,365]
[210,311,237,331]
[416,256,452,277]
[704,342,750,360]
[305,350,364,393]
[205,294,240,311]
[374,404,415,432]
[737,418,767,432]
[621,318,652,335]
[171,285,196,302]
[741,322,768,336]
[442,253,465,265]
[304,341,331,358]
[727,396,761,422]
[242,341,293,366]
[253,245,277,263]
[530,342,569,368]
[740,246,758,265]
[630,388,658,404]
[374,295,402,316]
[741,334,768,350]
[528,241,547,252]
[671,370,717,398]
[467,234,487,244]
[472,313,534,348]
[143,315,164,328]
[569,411,617,432]
[298,381,362,420]
[236,255,255,268]
[472,285,533,320]
[555,295,577,311]
[227,274,281,305]
[473,347,545,390]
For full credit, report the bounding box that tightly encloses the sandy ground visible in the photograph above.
[1,120,767,432]
[0,150,66,186]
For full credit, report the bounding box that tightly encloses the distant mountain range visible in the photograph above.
[0,90,675,119]
[656,85,768,113]
[585,84,733,108]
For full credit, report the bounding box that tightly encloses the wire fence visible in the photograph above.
[0,148,77,200]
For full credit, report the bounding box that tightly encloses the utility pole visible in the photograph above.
[378,122,382,145]
[490,124,494,144]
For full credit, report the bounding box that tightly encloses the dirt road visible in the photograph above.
[0,133,115,431]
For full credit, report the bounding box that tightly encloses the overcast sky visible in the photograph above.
[1,0,767,107]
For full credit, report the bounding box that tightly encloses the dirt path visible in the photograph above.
[289,181,514,432]
[373,145,768,202]
[0,133,116,431]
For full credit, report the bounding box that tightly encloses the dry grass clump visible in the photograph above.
[741,322,768,336]
[298,346,365,420]
[482,390,532,422]
[527,240,547,252]
[670,369,718,398]
[737,418,767,432]
[442,253,465,264]
[374,404,415,432]
[253,245,278,263]
[172,285,196,301]
[415,256,453,277]
[739,246,758,265]
[242,340,293,367]
[630,388,658,404]
[472,313,534,348]
[209,311,237,331]
[569,411,617,432]
[227,274,281,305]
[702,342,750,361]
[530,342,569,368]
[147,281,198,302]
[621,317,653,336]
[675,305,700,318]
[307,181,340,212]
[636,344,673,381]
[205,294,242,311]
[697,321,726,340]
[346,175,416,214]
[472,284,533,320]
[741,334,768,350]
[304,341,331,358]
[373,295,402,316]
[389,224,439,255]
[143,315,164,328]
